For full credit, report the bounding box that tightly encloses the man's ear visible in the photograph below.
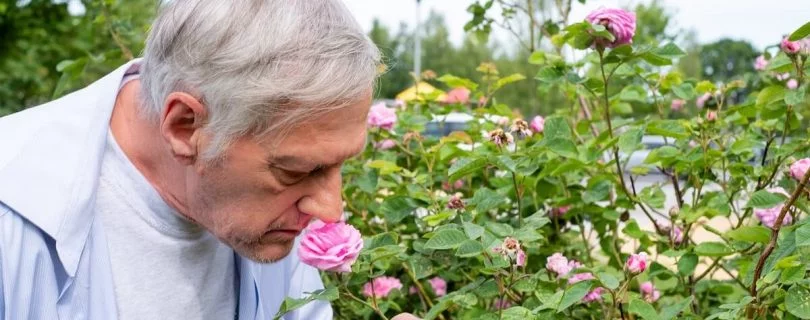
[160,92,207,165]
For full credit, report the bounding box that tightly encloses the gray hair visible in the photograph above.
[140,0,380,160]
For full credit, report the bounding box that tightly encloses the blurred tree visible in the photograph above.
[699,38,758,83]
[0,0,156,115]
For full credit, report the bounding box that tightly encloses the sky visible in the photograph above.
[343,0,810,52]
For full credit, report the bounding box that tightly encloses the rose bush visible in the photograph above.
[275,7,810,320]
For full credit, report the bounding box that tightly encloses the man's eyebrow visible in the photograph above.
[266,155,317,171]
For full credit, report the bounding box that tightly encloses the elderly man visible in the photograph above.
[0,1,417,319]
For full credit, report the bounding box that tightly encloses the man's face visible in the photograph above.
[185,96,371,263]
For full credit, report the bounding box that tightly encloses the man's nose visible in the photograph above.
[296,166,343,223]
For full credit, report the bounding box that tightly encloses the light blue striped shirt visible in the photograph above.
[0,61,332,320]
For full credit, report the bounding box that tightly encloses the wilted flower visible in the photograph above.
[428,277,447,297]
[402,131,423,144]
[368,102,397,130]
[298,220,364,273]
[510,119,532,139]
[625,252,648,274]
[444,87,471,104]
[754,55,769,71]
[790,158,810,181]
[530,115,545,133]
[568,272,595,284]
[640,281,661,303]
[362,276,403,298]
[446,194,465,210]
[585,8,637,48]
[583,287,605,303]
[782,37,801,54]
[488,129,514,147]
[787,79,799,90]
[546,252,573,276]
[670,99,685,111]
[550,205,571,218]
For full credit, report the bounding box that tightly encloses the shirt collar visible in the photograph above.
[0,60,141,277]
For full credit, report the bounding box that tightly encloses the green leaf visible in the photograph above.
[381,196,419,224]
[366,160,402,175]
[623,220,646,239]
[639,186,666,209]
[646,120,688,139]
[487,223,514,237]
[273,286,339,320]
[618,126,645,153]
[756,85,786,107]
[556,280,592,312]
[545,138,578,158]
[456,239,485,257]
[463,221,485,240]
[678,253,699,275]
[788,21,810,41]
[786,89,806,106]
[659,297,693,320]
[501,306,532,319]
[367,232,398,249]
[536,65,566,83]
[786,285,810,319]
[629,297,660,320]
[583,179,612,203]
[745,190,787,209]
[781,266,805,284]
[491,155,517,173]
[672,83,696,100]
[437,74,479,91]
[695,242,734,257]
[425,229,467,250]
[543,116,573,140]
[471,188,505,212]
[493,73,526,91]
[726,226,771,244]
[596,272,619,290]
[448,157,487,181]
[797,223,810,247]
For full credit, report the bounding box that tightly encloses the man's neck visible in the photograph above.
[109,80,191,216]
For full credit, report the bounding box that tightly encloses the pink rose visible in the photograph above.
[583,287,605,303]
[754,55,769,71]
[428,277,447,296]
[586,8,636,48]
[640,281,661,302]
[696,93,711,109]
[670,99,685,111]
[625,252,648,274]
[298,220,364,273]
[546,252,572,276]
[782,37,801,54]
[362,276,403,298]
[368,102,397,130]
[787,79,799,90]
[706,110,718,122]
[790,158,810,180]
[375,139,396,150]
[550,205,571,218]
[530,115,545,133]
[446,194,465,210]
[755,204,793,229]
[568,272,595,284]
[444,87,471,104]
[516,249,527,267]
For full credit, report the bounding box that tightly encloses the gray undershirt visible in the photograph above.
[96,128,237,320]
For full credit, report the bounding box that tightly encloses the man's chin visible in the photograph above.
[233,240,295,264]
